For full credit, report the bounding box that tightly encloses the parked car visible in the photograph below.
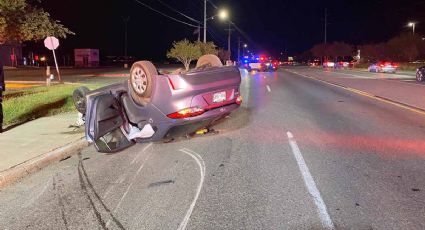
[416,66,425,82]
[73,55,242,153]
[368,62,398,73]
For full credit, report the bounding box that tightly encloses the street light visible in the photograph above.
[243,44,248,56]
[218,9,228,20]
[408,22,416,35]
[203,4,229,43]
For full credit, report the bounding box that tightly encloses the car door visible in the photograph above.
[85,92,134,153]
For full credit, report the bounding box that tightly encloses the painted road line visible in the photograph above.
[266,85,271,92]
[130,143,153,166]
[287,70,425,117]
[105,150,155,228]
[178,148,206,230]
[287,132,335,230]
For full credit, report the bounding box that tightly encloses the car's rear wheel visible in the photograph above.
[129,61,157,106]
[73,86,90,114]
[196,54,223,68]
[416,70,424,82]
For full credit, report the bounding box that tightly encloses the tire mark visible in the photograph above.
[78,153,126,230]
[53,175,70,230]
[77,161,109,230]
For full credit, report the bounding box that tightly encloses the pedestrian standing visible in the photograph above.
[0,58,4,133]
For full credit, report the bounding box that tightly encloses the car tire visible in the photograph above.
[196,54,223,68]
[417,70,424,82]
[73,86,90,114]
[129,61,157,106]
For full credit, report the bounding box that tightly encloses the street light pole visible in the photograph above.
[204,0,207,43]
[408,22,416,35]
[123,16,130,68]
[237,37,241,63]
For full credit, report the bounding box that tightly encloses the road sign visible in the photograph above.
[44,36,61,82]
[44,37,60,50]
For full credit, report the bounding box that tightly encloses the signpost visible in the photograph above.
[44,36,61,82]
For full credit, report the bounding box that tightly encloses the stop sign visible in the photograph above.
[44,36,60,50]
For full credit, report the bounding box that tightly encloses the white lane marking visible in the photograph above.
[266,85,271,92]
[105,150,154,228]
[103,143,153,200]
[177,148,206,230]
[287,132,335,230]
[131,143,153,165]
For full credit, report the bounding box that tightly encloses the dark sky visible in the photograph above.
[30,0,425,61]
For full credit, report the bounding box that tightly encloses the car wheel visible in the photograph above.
[73,86,90,114]
[129,61,157,106]
[417,71,424,82]
[196,54,223,68]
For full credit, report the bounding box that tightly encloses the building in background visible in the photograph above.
[0,43,23,67]
[74,49,99,67]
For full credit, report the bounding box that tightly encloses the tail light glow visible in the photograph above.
[236,95,243,105]
[167,107,205,119]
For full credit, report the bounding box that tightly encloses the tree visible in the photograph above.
[217,48,230,63]
[328,42,354,60]
[196,41,218,55]
[167,39,202,71]
[387,33,423,62]
[359,43,389,62]
[0,0,74,44]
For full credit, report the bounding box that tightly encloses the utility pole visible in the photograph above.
[203,0,207,43]
[324,8,327,44]
[123,16,130,68]
[225,23,234,54]
[197,24,201,42]
[237,37,241,63]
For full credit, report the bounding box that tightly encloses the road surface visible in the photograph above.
[1,67,424,230]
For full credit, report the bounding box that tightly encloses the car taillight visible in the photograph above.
[167,107,205,119]
[236,95,243,105]
[167,75,187,90]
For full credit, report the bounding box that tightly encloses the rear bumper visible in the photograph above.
[134,103,240,143]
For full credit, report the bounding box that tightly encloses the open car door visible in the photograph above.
[85,93,135,153]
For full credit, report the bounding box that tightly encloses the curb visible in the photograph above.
[0,138,89,188]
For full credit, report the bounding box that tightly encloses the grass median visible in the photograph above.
[3,83,108,128]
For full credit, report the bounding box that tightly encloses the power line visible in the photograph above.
[153,0,201,24]
[206,0,218,9]
[133,0,199,28]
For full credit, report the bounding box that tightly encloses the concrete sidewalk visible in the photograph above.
[0,113,88,187]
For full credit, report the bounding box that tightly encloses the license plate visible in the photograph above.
[213,91,226,103]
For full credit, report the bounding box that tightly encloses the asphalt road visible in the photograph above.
[1,67,425,230]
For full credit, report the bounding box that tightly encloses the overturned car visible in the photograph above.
[73,55,243,153]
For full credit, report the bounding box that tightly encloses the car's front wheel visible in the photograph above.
[73,86,90,114]
[416,70,424,82]
[129,61,157,106]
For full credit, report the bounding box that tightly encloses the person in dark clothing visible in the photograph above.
[0,59,4,133]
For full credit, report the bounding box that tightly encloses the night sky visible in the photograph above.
[30,0,425,61]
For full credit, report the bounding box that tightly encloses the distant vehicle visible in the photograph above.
[73,55,242,153]
[335,61,350,69]
[416,66,425,82]
[368,62,398,73]
[323,61,335,68]
[240,55,277,72]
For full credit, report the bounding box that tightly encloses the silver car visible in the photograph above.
[73,55,242,153]
[368,62,398,73]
